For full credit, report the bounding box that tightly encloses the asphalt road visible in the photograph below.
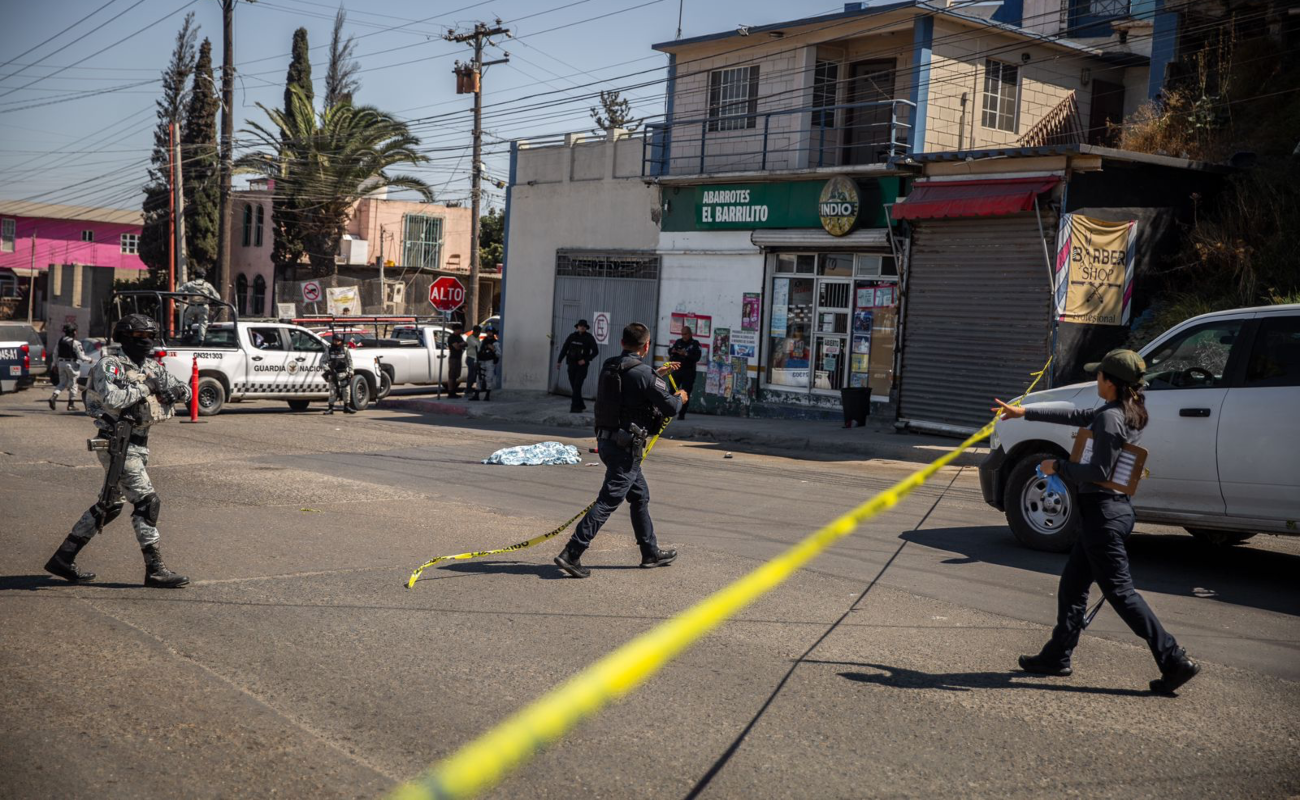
[2,389,1297,799]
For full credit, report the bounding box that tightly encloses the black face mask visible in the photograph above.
[120,337,153,363]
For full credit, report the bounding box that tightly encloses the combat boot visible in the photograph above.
[1017,652,1072,677]
[48,395,57,411]
[324,406,334,415]
[343,406,357,414]
[1150,649,1200,696]
[554,542,590,578]
[44,535,95,583]
[484,390,491,401]
[639,546,678,568]
[142,543,189,588]
[66,398,76,411]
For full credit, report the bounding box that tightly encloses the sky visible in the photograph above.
[0,0,848,212]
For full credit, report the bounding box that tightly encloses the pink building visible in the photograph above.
[226,180,475,316]
[0,201,145,321]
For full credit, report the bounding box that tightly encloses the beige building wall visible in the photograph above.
[348,197,473,273]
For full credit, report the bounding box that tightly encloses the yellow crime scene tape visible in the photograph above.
[405,374,683,588]
[390,360,1050,800]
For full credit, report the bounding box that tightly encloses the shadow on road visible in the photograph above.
[905,526,1300,618]
[808,659,1151,697]
[438,559,641,579]
[0,574,140,591]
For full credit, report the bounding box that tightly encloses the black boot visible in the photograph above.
[554,542,590,578]
[67,399,76,411]
[1018,652,1072,677]
[142,543,189,588]
[324,406,334,415]
[469,392,480,401]
[1150,648,1200,695]
[484,390,491,401]
[343,406,357,414]
[44,535,95,583]
[639,546,678,568]
[48,395,57,411]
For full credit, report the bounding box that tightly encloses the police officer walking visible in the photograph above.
[667,326,702,420]
[177,267,221,343]
[49,322,91,411]
[994,349,1200,695]
[556,319,599,412]
[555,322,687,578]
[44,314,191,588]
[324,334,355,414]
[470,327,498,401]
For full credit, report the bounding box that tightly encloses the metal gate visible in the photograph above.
[550,251,660,400]
[899,214,1054,433]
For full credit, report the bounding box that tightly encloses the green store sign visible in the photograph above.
[661,177,901,233]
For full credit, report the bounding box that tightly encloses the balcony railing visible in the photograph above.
[642,99,915,178]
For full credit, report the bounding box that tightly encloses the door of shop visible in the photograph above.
[550,252,660,400]
[841,60,896,166]
[899,214,1054,433]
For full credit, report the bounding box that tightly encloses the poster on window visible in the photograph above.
[852,333,871,355]
[730,329,757,361]
[853,310,873,333]
[711,327,731,364]
[326,286,360,315]
[1054,213,1137,326]
[770,280,789,337]
[741,293,761,331]
[856,286,873,309]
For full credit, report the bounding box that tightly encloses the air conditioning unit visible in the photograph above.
[384,280,405,313]
[338,235,370,266]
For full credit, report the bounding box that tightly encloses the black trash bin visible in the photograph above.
[840,386,870,428]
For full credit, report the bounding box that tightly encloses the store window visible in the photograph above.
[766,251,899,398]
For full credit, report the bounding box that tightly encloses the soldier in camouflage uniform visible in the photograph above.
[324,334,355,415]
[44,314,193,588]
[177,267,221,343]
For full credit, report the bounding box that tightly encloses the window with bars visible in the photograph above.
[555,251,659,279]
[811,61,839,130]
[120,233,139,254]
[982,59,1019,132]
[403,214,444,270]
[707,65,760,132]
[1,219,14,252]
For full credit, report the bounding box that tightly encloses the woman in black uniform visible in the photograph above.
[994,349,1200,695]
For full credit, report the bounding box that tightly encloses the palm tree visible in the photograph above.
[237,86,433,276]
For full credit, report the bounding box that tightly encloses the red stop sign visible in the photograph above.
[428,277,466,312]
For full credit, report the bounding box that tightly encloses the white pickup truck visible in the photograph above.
[352,324,453,394]
[981,304,1300,551]
[158,320,384,416]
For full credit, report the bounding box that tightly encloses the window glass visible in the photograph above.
[254,205,265,247]
[811,61,839,130]
[403,215,444,270]
[775,254,797,274]
[1144,320,1243,390]
[252,275,266,316]
[289,329,324,352]
[81,230,94,242]
[1,218,14,252]
[247,327,285,351]
[202,328,238,347]
[119,233,139,255]
[795,254,815,273]
[1244,316,1300,388]
[767,277,813,387]
[241,204,252,247]
[982,60,1019,132]
[707,65,759,132]
[819,253,854,277]
[235,274,249,315]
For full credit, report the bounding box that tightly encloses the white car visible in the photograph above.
[980,304,1300,551]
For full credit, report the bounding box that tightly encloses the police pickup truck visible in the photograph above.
[0,322,44,394]
[111,291,383,416]
[982,304,1300,552]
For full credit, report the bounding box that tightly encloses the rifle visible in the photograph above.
[85,406,138,535]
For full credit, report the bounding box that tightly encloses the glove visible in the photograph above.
[143,375,164,395]
[1036,465,1069,498]
[159,387,184,405]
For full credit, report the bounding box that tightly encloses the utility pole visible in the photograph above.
[26,229,36,325]
[446,21,509,328]
[173,123,187,288]
[215,0,236,302]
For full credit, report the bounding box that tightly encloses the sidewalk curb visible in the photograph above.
[376,395,985,467]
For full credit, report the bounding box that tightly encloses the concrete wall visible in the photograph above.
[504,136,660,392]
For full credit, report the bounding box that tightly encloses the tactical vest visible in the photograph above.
[593,357,638,431]
[87,360,173,430]
[58,336,77,359]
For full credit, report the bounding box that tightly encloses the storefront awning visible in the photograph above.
[889,177,1060,221]
[750,228,890,249]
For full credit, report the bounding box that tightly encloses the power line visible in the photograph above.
[0,0,124,79]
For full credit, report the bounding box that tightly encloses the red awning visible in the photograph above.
[890,177,1060,221]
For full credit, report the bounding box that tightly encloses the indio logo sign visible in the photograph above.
[819,176,861,236]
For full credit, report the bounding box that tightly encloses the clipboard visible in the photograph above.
[1070,428,1148,496]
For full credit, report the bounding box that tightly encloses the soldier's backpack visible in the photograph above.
[593,357,637,431]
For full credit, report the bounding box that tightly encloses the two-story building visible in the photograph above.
[503,0,1175,419]
[230,181,487,321]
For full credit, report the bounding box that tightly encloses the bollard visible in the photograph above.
[189,356,199,422]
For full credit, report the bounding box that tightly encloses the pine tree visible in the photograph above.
[589,90,637,133]
[325,10,360,110]
[138,13,197,283]
[272,28,313,271]
[182,38,220,275]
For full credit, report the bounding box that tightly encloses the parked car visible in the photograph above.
[981,304,1300,551]
[0,322,47,390]
[356,324,453,396]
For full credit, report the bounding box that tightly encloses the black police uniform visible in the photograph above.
[447,331,465,398]
[1022,402,1188,678]
[557,350,682,574]
[557,328,599,412]
[667,336,702,418]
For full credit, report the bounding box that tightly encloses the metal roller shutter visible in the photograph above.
[899,214,1053,434]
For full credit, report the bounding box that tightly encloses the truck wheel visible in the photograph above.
[350,375,371,411]
[1185,528,1256,546]
[1003,452,1079,553]
[197,376,225,416]
[287,399,311,412]
[376,369,393,400]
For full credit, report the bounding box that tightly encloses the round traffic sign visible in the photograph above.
[429,276,466,312]
[302,281,322,303]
